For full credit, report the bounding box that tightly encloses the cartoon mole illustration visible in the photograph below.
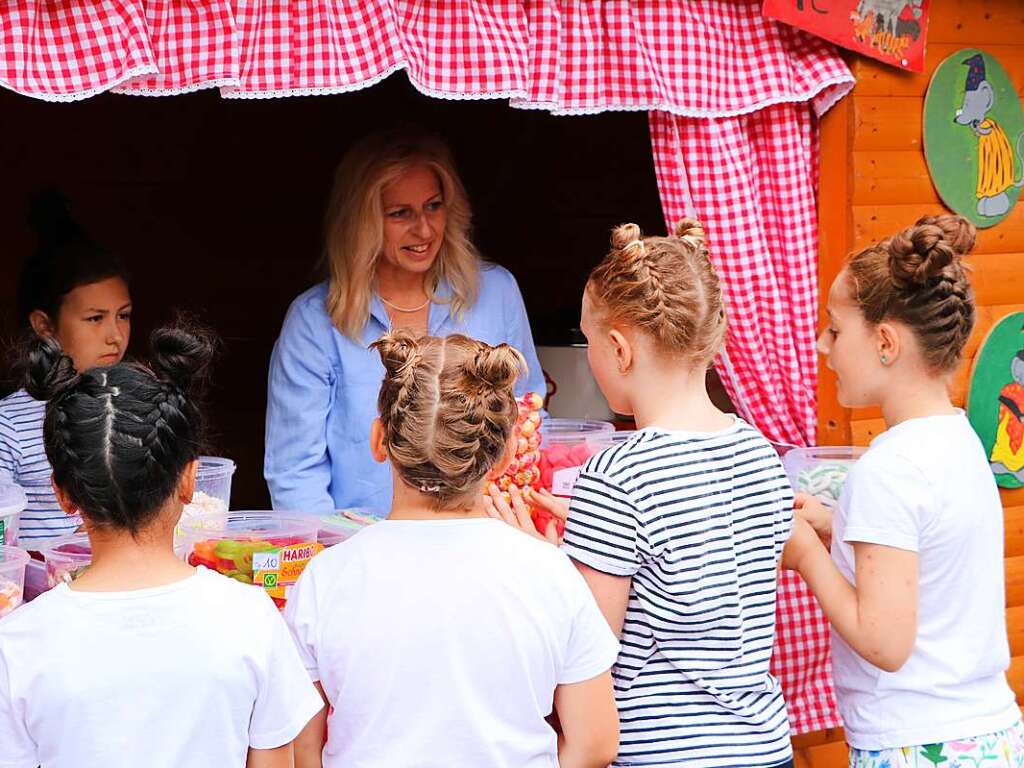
[991,323,1024,484]
[955,54,1023,218]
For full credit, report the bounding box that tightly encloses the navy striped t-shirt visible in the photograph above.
[562,421,794,768]
[0,389,80,543]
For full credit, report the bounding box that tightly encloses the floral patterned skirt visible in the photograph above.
[849,721,1024,768]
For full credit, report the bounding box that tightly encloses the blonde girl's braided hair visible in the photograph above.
[586,217,726,365]
[371,330,526,506]
[845,213,977,374]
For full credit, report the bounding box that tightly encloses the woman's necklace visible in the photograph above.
[380,295,431,313]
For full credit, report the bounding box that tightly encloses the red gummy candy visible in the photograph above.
[530,509,565,538]
[567,443,594,465]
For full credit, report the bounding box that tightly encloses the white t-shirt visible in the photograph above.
[0,567,324,768]
[832,412,1019,750]
[285,518,619,768]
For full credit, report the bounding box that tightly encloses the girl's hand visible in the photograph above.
[794,492,833,550]
[782,517,825,573]
[527,487,570,527]
[484,483,560,545]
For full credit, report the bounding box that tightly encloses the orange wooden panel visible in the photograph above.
[852,97,922,152]
[853,44,1024,99]
[1008,655,1024,704]
[853,205,1024,254]
[968,254,1024,307]
[1008,605,1024,657]
[851,150,937,206]
[794,737,848,768]
[1008,556,1024,607]
[929,0,1024,45]
[851,417,886,447]
[1006,506,1024,558]
[817,96,854,447]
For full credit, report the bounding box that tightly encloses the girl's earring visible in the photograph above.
[880,354,889,365]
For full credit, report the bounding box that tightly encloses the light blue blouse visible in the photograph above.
[264,264,546,514]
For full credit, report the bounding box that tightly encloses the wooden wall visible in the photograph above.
[798,1,1024,765]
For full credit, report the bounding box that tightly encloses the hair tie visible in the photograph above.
[624,239,645,252]
[419,483,441,493]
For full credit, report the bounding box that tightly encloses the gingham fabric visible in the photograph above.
[649,97,850,735]
[2,0,853,113]
[1,0,854,738]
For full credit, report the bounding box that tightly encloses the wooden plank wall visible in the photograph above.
[797,2,1024,765]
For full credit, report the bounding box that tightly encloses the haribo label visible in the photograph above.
[253,542,322,599]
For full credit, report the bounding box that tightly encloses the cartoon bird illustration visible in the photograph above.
[954,54,1024,218]
[991,324,1024,484]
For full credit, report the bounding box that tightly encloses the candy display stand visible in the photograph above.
[0,473,27,546]
[178,512,320,610]
[40,534,92,589]
[0,546,29,618]
[782,446,866,508]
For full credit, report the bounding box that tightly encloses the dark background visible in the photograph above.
[0,73,667,507]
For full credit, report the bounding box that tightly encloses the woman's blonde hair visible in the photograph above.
[324,132,480,340]
[845,214,976,374]
[586,218,726,365]
[371,330,525,506]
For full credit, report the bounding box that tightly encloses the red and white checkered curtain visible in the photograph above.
[1,0,853,736]
[649,100,850,736]
[2,0,850,113]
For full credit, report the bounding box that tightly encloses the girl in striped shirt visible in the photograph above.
[488,219,794,767]
[0,192,132,544]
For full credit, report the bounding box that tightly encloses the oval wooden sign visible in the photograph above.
[967,310,1024,489]
[923,49,1024,229]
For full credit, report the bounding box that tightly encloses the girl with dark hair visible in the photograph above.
[0,325,323,768]
[0,192,133,543]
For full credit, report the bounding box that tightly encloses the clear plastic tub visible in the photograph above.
[539,419,614,495]
[782,446,867,508]
[0,473,27,547]
[317,508,386,547]
[178,512,320,610]
[184,456,236,517]
[0,546,29,618]
[23,557,47,602]
[41,534,92,588]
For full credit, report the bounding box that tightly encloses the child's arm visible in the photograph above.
[246,744,295,768]
[573,561,631,637]
[785,518,918,672]
[554,671,620,768]
[293,682,329,768]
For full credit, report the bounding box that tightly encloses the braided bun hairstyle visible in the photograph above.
[847,214,976,373]
[587,218,726,364]
[372,330,525,506]
[24,321,218,534]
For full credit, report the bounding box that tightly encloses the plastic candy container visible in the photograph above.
[782,447,867,508]
[539,419,615,496]
[0,546,29,618]
[179,512,320,610]
[0,472,27,546]
[182,456,236,521]
[317,508,384,547]
[41,535,92,588]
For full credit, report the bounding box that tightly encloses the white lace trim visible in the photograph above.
[219,62,405,99]
[112,77,240,97]
[0,64,158,103]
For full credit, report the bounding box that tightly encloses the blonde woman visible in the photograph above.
[265,132,545,513]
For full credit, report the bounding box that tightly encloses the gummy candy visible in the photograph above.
[488,393,550,536]
[0,578,22,617]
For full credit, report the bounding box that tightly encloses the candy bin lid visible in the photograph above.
[178,511,320,610]
[0,545,29,618]
[0,472,27,517]
[782,446,867,508]
[540,418,615,447]
[41,534,93,589]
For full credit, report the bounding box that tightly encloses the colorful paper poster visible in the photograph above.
[763,0,929,72]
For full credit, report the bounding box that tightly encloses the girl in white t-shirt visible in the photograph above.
[785,214,1024,766]
[0,325,324,768]
[284,330,620,768]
